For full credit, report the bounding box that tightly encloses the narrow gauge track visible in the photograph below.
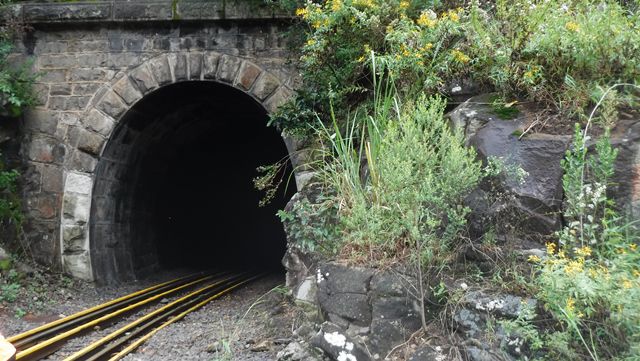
[6,271,263,361]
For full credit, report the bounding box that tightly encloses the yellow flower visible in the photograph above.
[576,246,592,257]
[630,243,637,251]
[566,297,576,312]
[422,43,433,51]
[558,250,567,259]
[357,55,366,63]
[417,11,437,28]
[331,0,343,12]
[564,260,583,275]
[295,7,308,18]
[622,279,633,289]
[546,242,556,255]
[354,0,376,8]
[448,10,460,22]
[306,38,316,46]
[528,255,541,263]
[633,269,640,277]
[399,0,410,9]
[452,49,470,64]
[565,21,580,32]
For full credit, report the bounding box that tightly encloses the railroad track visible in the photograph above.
[5,271,263,361]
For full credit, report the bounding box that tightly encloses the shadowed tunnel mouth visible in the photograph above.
[90,81,295,284]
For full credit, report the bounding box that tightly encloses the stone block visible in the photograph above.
[124,38,145,52]
[170,53,188,81]
[41,165,63,193]
[23,4,111,22]
[65,96,91,111]
[72,83,101,96]
[69,150,98,173]
[263,86,292,113]
[62,192,91,223]
[50,84,72,96]
[27,136,65,164]
[65,172,93,194]
[56,112,80,126]
[62,225,86,253]
[202,52,220,79]
[39,54,77,68]
[107,53,141,68]
[34,41,68,55]
[130,65,158,94]
[148,55,172,85]
[39,69,67,83]
[251,72,280,101]
[67,40,109,53]
[23,109,58,134]
[97,90,127,119]
[112,76,142,105]
[32,83,49,106]
[69,68,110,82]
[113,3,173,20]
[47,96,67,111]
[177,2,224,19]
[76,53,109,67]
[236,61,261,90]
[83,109,115,137]
[188,52,203,80]
[77,129,105,156]
[216,54,241,83]
[31,193,59,220]
[62,252,92,281]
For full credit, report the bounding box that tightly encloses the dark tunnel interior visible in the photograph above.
[90,81,296,283]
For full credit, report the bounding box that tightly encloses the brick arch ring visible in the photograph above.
[59,51,296,280]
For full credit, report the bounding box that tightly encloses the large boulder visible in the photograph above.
[449,94,571,236]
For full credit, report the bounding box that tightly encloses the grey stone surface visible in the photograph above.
[130,65,158,94]
[203,52,221,79]
[76,129,105,156]
[112,76,143,105]
[188,52,203,80]
[449,94,571,235]
[217,54,242,83]
[237,61,261,90]
[252,72,280,100]
[97,90,127,119]
[408,346,449,361]
[310,322,370,361]
[147,55,172,85]
[369,295,422,356]
[453,308,485,338]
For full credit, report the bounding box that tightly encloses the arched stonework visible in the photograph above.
[59,51,295,280]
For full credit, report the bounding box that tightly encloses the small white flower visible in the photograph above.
[560,3,569,11]
[451,86,462,93]
[460,282,468,290]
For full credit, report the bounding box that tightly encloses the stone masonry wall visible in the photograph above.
[5,1,304,279]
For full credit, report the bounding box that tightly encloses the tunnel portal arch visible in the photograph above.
[60,52,297,283]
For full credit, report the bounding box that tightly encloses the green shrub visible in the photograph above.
[467,0,640,118]
[0,155,21,242]
[0,0,36,118]
[317,69,481,266]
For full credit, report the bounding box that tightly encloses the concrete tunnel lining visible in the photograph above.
[89,81,296,284]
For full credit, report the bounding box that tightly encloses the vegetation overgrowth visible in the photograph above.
[270,0,639,133]
[264,0,640,359]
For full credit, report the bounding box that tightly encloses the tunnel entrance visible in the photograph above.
[90,81,295,284]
